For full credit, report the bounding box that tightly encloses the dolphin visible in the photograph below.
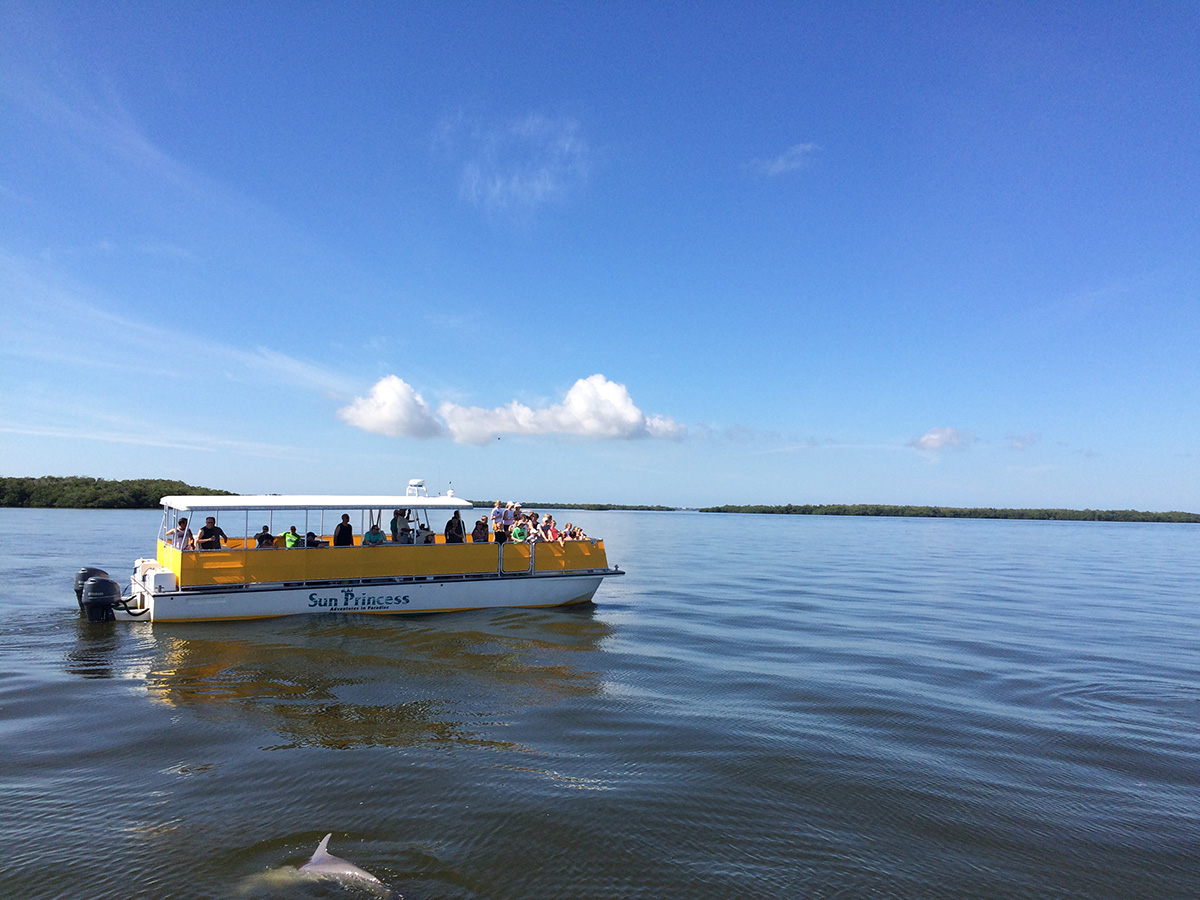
[298,833,392,892]
[235,833,400,898]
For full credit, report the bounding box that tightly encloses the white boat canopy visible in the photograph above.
[160,494,473,512]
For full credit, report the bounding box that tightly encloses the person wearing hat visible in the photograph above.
[389,509,403,542]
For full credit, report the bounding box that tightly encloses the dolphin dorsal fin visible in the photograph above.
[312,833,333,860]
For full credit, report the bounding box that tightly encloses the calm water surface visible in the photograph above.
[2,508,1198,899]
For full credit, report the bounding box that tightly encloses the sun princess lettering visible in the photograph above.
[308,589,411,609]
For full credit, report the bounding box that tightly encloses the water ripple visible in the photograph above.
[2,509,1199,899]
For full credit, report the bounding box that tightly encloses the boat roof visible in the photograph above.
[160,494,474,512]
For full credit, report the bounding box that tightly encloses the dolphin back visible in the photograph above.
[299,833,384,885]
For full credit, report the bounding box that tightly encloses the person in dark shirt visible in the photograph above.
[196,516,228,550]
[254,525,276,548]
[333,514,354,547]
[471,516,490,543]
[444,510,465,544]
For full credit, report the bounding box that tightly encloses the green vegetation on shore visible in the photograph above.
[0,477,233,509]
[698,503,1200,523]
[5,478,1193,522]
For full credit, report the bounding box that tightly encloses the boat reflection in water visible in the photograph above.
[65,617,155,682]
[80,606,612,752]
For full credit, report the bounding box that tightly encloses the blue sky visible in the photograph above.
[1,2,1197,510]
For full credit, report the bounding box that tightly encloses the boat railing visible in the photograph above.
[157,538,609,587]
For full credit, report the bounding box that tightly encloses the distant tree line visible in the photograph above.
[0,476,233,509]
[698,503,1200,523]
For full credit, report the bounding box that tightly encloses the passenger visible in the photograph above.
[444,510,465,544]
[502,502,516,533]
[510,518,528,543]
[254,525,276,548]
[333,514,354,547]
[490,501,504,534]
[540,516,558,543]
[362,523,387,546]
[284,526,303,548]
[304,531,327,548]
[196,516,229,550]
[389,508,409,542]
[526,513,541,542]
[165,517,194,550]
[471,516,490,543]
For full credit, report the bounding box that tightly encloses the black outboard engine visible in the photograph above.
[81,576,122,623]
[74,567,110,611]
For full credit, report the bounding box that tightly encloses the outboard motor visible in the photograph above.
[81,576,122,623]
[74,567,110,611]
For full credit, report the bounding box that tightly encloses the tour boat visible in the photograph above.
[74,481,622,622]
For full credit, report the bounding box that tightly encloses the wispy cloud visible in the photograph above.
[339,374,685,444]
[0,420,312,460]
[2,252,354,390]
[910,426,975,451]
[751,142,818,176]
[1007,432,1039,451]
[436,113,590,216]
[3,60,222,204]
[3,51,307,275]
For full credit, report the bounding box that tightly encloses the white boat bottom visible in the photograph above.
[120,572,609,622]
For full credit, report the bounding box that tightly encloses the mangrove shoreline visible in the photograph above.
[697,503,1200,523]
[2,477,1195,522]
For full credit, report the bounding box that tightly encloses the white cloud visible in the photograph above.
[439,113,590,214]
[336,375,447,439]
[752,142,818,176]
[0,252,358,394]
[910,426,974,451]
[646,414,687,440]
[339,373,684,444]
[1008,432,1039,451]
[441,374,685,444]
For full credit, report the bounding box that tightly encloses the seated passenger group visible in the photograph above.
[185,504,590,550]
[484,500,587,545]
